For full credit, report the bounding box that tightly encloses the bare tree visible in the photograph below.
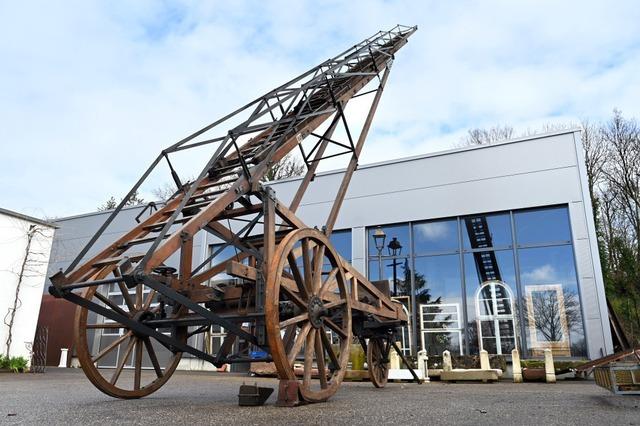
[151,183,178,202]
[580,119,608,206]
[459,125,514,146]
[98,190,145,211]
[261,153,306,182]
[601,110,640,256]
[3,224,49,357]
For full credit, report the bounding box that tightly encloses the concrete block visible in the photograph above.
[511,349,522,383]
[440,369,502,382]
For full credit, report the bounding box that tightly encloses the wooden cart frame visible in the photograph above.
[49,25,418,403]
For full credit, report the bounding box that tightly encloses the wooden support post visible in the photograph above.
[257,187,276,347]
[179,235,193,282]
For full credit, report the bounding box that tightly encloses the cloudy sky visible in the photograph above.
[1,1,639,218]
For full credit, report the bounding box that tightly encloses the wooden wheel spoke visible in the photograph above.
[312,245,326,293]
[318,267,338,298]
[323,317,347,340]
[117,282,136,313]
[279,312,309,329]
[287,322,311,365]
[94,291,130,318]
[287,253,308,300]
[303,329,316,387]
[281,283,307,309]
[86,322,124,329]
[91,331,131,363]
[315,330,328,389]
[323,299,347,310]
[319,327,340,370]
[135,284,143,310]
[110,336,135,385]
[282,325,297,353]
[301,238,313,295]
[134,338,143,390]
[143,338,163,378]
[142,289,157,310]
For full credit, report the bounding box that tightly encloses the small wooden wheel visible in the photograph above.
[75,277,186,399]
[266,228,352,402]
[367,337,390,388]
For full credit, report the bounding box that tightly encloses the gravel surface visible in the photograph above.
[1,368,639,425]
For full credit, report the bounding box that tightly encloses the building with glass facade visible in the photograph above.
[44,129,612,366]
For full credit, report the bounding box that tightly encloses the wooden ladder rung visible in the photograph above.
[119,234,171,249]
[92,253,145,267]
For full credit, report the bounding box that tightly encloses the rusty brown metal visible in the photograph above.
[49,25,417,403]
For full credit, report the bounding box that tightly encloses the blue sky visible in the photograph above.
[1,1,639,218]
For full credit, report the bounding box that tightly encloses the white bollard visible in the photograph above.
[442,350,452,372]
[511,348,522,383]
[389,345,400,370]
[480,349,490,370]
[58,348,69,368]
[417,349,429,382]
[544,348,556,383]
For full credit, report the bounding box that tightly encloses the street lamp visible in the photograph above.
[373,227,386,280]
[387,237,403,296]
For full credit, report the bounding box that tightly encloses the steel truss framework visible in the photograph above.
[50,25,419,403]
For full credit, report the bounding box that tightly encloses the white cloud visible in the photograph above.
[1,1,639,217]
[415,222,451,241]
[522,264,557,283]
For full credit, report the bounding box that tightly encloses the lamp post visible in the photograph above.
[387,237,403,296]
[373,227,386,280]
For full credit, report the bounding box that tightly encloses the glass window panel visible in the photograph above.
[330,229,352,264]
[465,250,517,355]
[367,224,410,257]
[518,245,586,358]
[413,219,459,254]
[462,213,512,250]
[514,206,571,246]
[414,255,463,355]
[464,250,516,324]
[414,255,462,306]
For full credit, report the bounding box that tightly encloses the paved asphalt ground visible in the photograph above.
[1,368,639,425]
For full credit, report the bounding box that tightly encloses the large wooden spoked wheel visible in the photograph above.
[75,278,187,399]
[266,228,352,402]
[367,337,390,388]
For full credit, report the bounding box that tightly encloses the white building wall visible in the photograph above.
[0,211,54,364]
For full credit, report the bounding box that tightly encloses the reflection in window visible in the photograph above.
[514,206,571,246]
[462,213,512,250]
[464,250,517,354]
[367,223,410,257]
[413,219,458,254]
[518,245,586,357]
[368,258,411,297]
[414,255,463,355]
[474,281,517,355]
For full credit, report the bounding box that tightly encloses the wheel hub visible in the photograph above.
[132,310,155,338]
[308,295,328,329]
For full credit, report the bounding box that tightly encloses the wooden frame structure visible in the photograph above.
[49,25,418,403]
